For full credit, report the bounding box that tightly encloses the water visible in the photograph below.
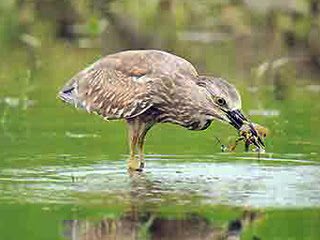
[1,65,320,238]
[1,68,320,240]
[1,154,319,207]
[1,18,320,240]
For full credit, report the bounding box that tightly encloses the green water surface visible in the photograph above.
[1,38,320,239]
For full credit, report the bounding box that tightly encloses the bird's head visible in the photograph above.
[197,76,265,150]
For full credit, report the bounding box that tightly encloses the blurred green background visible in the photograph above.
[0,0,320,239]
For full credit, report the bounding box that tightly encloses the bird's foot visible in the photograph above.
[139,161,145,169]
[127,159,143,172]
[127,168,143,175]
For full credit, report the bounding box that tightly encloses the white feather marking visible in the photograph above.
[131,75,146,83]
[117,108,124,117]
[86,104,92,113]
[98,101,104,108]
[106,105,111,113]
[109,94,116,102]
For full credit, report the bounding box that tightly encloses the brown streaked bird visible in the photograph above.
[58,50,264,171]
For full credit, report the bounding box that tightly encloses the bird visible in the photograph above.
[58,50,264,171]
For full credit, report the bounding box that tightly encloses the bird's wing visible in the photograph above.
[59,60,154,119]
[59,50,200,119]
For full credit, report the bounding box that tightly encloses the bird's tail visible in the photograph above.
[57,78,86,109]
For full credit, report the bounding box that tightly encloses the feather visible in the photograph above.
[58,50,201,122]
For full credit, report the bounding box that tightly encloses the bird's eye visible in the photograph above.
[216,98,226,106]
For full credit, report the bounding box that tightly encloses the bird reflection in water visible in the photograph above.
[63,208,263,240]
[63,171,264,240]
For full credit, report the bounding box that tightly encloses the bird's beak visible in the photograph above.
[226,110,265,149]
[226,109,247,130]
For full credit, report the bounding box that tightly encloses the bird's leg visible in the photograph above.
[137,124,147,169]
[127,118,154,170]
[137,121,155,169]
[138,139,145,168]
[127,119,141,171]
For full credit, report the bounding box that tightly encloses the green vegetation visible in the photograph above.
[0,0,320,239]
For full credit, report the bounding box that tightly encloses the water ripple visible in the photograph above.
[0,154,319,207]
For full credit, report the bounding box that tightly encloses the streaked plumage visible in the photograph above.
[58,50,264,170]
